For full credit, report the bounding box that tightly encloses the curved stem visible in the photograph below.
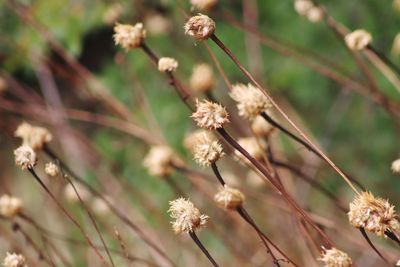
[359,228,391,265]
[189,231,219,267]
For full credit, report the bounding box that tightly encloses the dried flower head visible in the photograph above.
[251,115,274,137]
[190,63,215,93]
[230,83,272,120]
[191,99,229,130]
[392,33,400,57]
[64,183,91,203]
[214,185,245,210]
[235,137,266,162]
[0,77,7,95]
[184,14,216,41]
[158,57,178,72]
[392,158,400,173]
[306,6,324,23]
[14,145,37,170]
[184,129,211,152]
[103,3,123,25]
[294,0,313,16]
[319,247,352,267]
[44,162,60,177]
[14,122,52,150]
[348,191,400,237]
[143,146,181,177]
[168,197,209,234]
[145,13,172,35]
[2,252,27,267]
[113,23,146,50]
[0,195,22,218]
[192,132,224,166]
[190,0,217,11]
[345,30,372,51]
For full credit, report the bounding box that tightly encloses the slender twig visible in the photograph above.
[359,228,391,265]
[189,231,219,267]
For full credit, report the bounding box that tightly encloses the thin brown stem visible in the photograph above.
[359,228,391,265]
[189,231,219,267]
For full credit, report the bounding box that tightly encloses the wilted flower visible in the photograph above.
[0,195,22,218]
[158,57,178,72]
[2,252,27,267]
[14,122,52,150]
[235,137,266,162]
[192,132,224,166]
[230,83,271,120]
[214,185,245,210]
[251,115,274,137]
[191,99,229,130]
[168,197,209,234]
[113,23,146,50]
[143,146,181,177]
[64,183,91,203]
[190,0,217,11]
[45,162,60,177]
[392,158,400,173]
[345,30,372,51]
[319,247,352,267]
[348,191,400,237]
[190,63,215,93]
[184,14,216,40]
[14,145,37,170]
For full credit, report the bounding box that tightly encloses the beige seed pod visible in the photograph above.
[190,63,215,93]
[0,195,22,218]
[348,191,400,237]
[158,57,178,72]
[190,0,217,11]
[143,146,181,177]
[235,137,266,162]
[191,99,229,130]
[214,185,245,210]
[113,23,146,50]
[184,14,216,41]
[14,145,37,170]
[319,247,352,267]
[2,252,27,267]
[230,83,271,120]
[192,132,224,166]
[168,197,209,234]
[345,29,372,51]
[45,162,60,177]
[392,158,400,173]
[251,115,274,137]
[14,122,52,151]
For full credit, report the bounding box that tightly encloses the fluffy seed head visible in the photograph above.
[214,185,245,210]
[14,122,52,151]
[64,183,91,203]
[143,146,181,177]
[45,162,60,177]
[113,23,146,50]
[348,191,400,237]
[168,197,209,234]
[184,129,211,152]
[192,132,224,166]
[251,115,274,137]
[392,158,400,173]
[184,14,216,40]
[235,137,266,163]
[2,252,27,267]
[0,195,22,218]
[319,247,353,267]
[190,63,215,93]
[190,0,217,11]
[158,57,178,72]
[14,145,37,170]
[191,99,229,130]
[345,30,372,51]
[230,83,272,120]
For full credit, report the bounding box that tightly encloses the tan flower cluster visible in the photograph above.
[214,186,245,210]
[348,191,400,237]
[294,0,324,23]
[158,57,178,72]
[0,195,22,218]
[191,99,229,130]
[143,146,181,177]
[184,129,210,152]
[319,247,352,267]
[14,122,52,150]
[251,115,274,137]
[190,63,215,93]
[230,83,271,120]
[184,14,216,41]
[190,0,217,11]
[235,137,266,162]
[392,158,400,173]
[345,30,372,51]
[192,131,224,166]
[14,145,37,170]
[113,23,146,50]
[168,198,209,234]
[2,252,27,267]
[45,162,60,177]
